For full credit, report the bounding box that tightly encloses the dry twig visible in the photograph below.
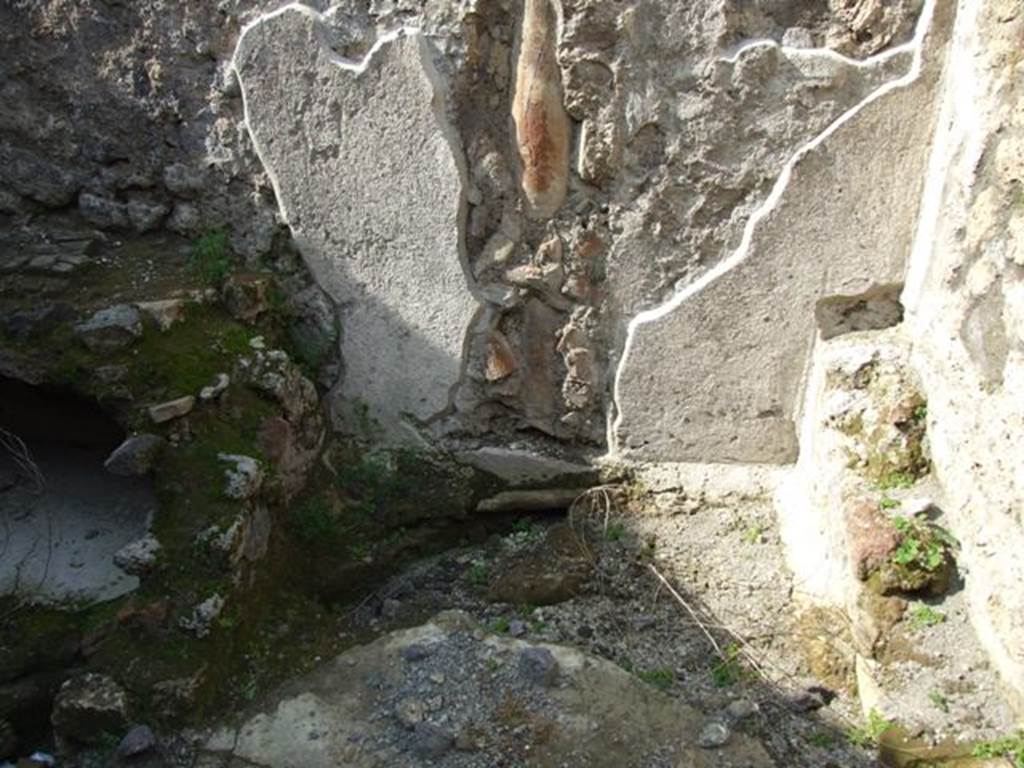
[0,427,44,493]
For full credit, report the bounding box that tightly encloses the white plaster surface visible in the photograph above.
[234,6,481,442]
[610,0,949,464]
[901,0,1024,714]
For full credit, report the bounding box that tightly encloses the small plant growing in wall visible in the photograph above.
[466,560,490,587]
[870,513,958,595]
[928,690,949,713]
[190,228,233,287]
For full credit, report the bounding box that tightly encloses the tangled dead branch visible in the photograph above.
[0,427,45,493]
[568,484,621,538]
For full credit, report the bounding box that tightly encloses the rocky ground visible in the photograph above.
[16,482,1014,768]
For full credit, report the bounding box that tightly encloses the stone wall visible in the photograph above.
[775,0,1024,715]
[2,0,1023,712]
[903,0,1024,713]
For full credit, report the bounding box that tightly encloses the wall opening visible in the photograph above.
[0,375,156,607]
[815,285,904,341]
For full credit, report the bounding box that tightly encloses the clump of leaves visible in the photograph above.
[878,470,917,490]
[637,667,675,691]
[908,603,946,630]
[880,496,901,510]
[846,709,895,747]
[892,515,954,573]
[928,690,949,713]
[743,524,764,544]
[490,616,510,634]
[870,513,957,595]
[807,730,835,748]
[466,561,489,587]
[190,229,232,287]
[971,731,1024,766]
[711,643,744,688]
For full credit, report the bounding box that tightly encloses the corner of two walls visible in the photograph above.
[901,0,1024,716]
[779,0,1024,715]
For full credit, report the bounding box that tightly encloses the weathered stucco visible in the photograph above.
[611,0,950,463]
[902,0,1024,713]
[234,6,481,442]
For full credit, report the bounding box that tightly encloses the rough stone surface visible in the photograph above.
[113,533,162,576]
[104,434,165,477]
[517,646,559,687]
[135,299,187,332]
[512,0,569,220]
[51,674,130,746]
[902,0,1024,714]
[180,594,225,639]
[75,305,144,354]
[237,347,324,499]
[199,373,230,402]
[455,447,596,487]
[234,8,481,442]
[2,0,1023,733]
[198,611,773,768]
[116,724,157,759]
[0,444,155,605]
[218,454,264,501]
[147,396,195,424]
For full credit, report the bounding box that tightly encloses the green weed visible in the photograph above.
[878,471,917,490]
[928,690,949,713]
[637,667,675,691]
[808,730,835,748]
[604,522,626,542]
[743,524,764,544]
[891,515,955,573]
[189,229,232,287]
[467,562,490,587]
[908,603,946,630]
[971,731,1024,766]
[711,643,743,688]
[846,709,895,747]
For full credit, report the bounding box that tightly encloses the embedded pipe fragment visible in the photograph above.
[513,0,569,220]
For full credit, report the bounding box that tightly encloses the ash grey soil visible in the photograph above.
[181,497,860,767]
[0,442,155,605]
[198,491,1013,768]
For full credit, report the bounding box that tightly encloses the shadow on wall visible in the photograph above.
[233,6,485,445]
